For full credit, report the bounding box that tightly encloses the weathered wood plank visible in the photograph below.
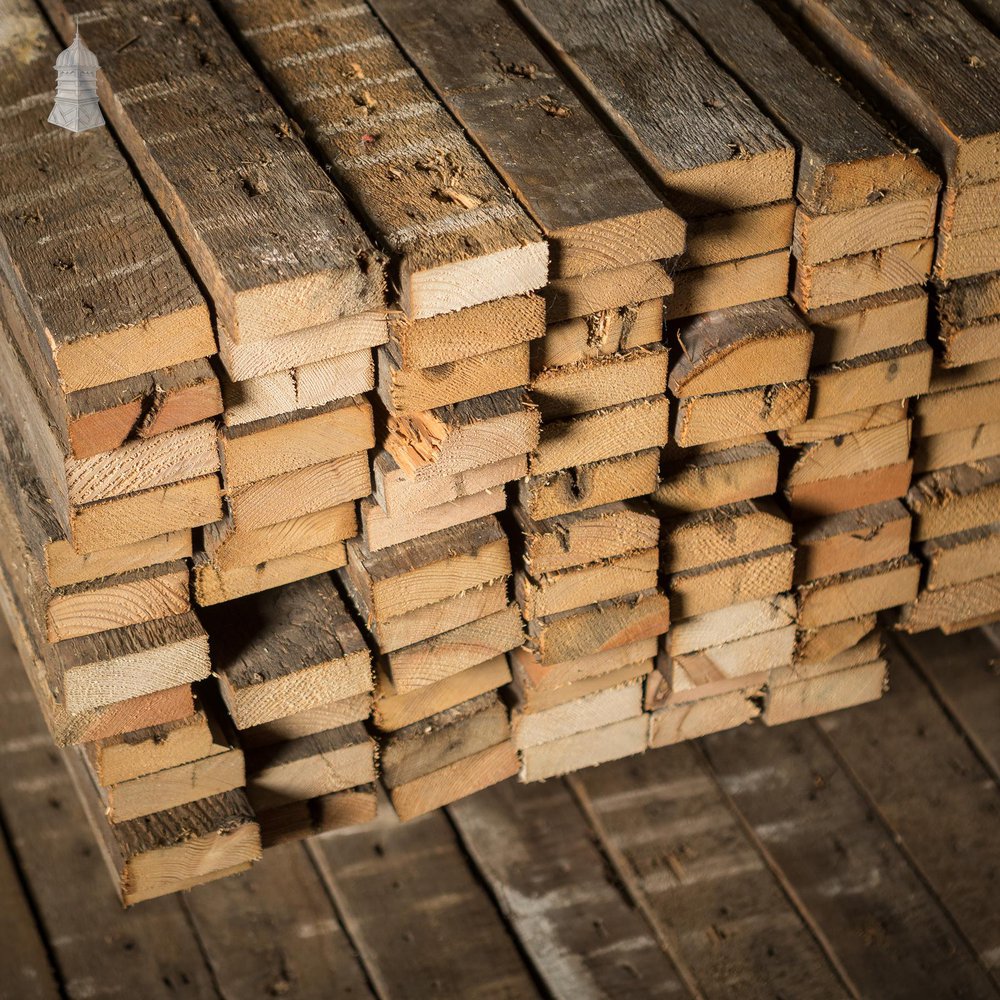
[308,809,543,998]
[702,719,996,998]
[569,750,850,999]
[514,0,795,215]
[0,0,215,393]
[449,779,690,998]
[38,0,385,344]
[213,0,547,319]
[370,0,684,277]
[817,645,1000,983]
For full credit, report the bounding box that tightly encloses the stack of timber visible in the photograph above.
[37,0,390,607]
[200,576,378,847]
[367,0,687,779]
[213,0,552,817]
[787,0,1000,632]
[664,0,933,714]
[0,0,264,904]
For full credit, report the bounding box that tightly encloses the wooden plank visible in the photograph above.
[0,621,220,994]
[520,715,647,782]
[512,682,644,750]
[794,239,934,310]
[808,288,929,366]
[388,740,520,820]
[569,750,851,998]
[390,295,545,370]
[544,261,675,323]
[817,645,1000,983]
[346,516,510,620]
[519,448,660,520]
[382,606,524,694]
[790,0,1000,188]
[0,822,59,1000]
[785,460,914,519]
[38,0,385,343]
[536,299,662,370]
[514,0,795,215]
[668,545,795,620]
[785,420,911,486]
[530,396,670,476]
[515,500,660,576]
[664,0,939,215]
[378,342,530,414]
[808,342,933,419]
[907,457,1000,540]
[893,627,1000,779]
[794,501,912,583]
[669,298,812,396]
[897,573,1000,632]
[182,841,375,999]
[0,0,215,394]
[914,379,1000,436]
[921,523,1000,589]
[202,574,371,730]
[511,637,658,694]
[665,251,791,320]
[662,500,792,575]
[701,717,996,998]
[673,380,811,447]
[449,779,688,998]
[531,345,669,421]
[683,201,795,268]
[309,809,543,998]
[369,0,684,276]
[779,398,909,446]
[668,595,797,656]
[213,0,547,319]
[797,556,922,628]
[654,440,780,515]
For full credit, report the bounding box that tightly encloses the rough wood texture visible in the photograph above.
[674,380,811,446]
[38,0,386,343]
[512,682,643,749]
[797,555,922,628]
[0,0,215,393]
[202,575,370,729]
[520,715,647,782]
[519,449,660,520]
[515,0,795,214]
[347,516,510,620]
[536,300,662,370]
[389,740,519,820]
[668,595,797,656]
[213,0,547,319]
[515,500,660,576]
[795,500,912,583]
[922,524,1000,590]
[544,261,675,323]
[531,345,668,421]
[662,500,793,574]
[785,457,913,517]
[665,0,938,214]
[785,419,911,485]
[906,457,1000,540]
[683,201,795,267]
[511,638,657,695]
[389,295,545,370]
[898,573,1000,632]
[669,297,812,396]
[666,250,791,320]
[788,0,1000,188]
[654,439,780,515]
[382,606,524,694]
[807,288,929,366]
[370,0,684,276]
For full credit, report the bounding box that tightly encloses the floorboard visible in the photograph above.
[0,814,60,1000]
[817,646,1000,989]
[448,779,691,999]
[893,628,1000,782]
[568,748,850,999]
[181,841,375,1000]
[700,716,996,998]
[308,808,544,999]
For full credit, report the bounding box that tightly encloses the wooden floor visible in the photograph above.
[1,620,998,1000]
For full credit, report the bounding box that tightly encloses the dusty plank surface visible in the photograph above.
[514,0,794,215]
[308,809,543,998]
